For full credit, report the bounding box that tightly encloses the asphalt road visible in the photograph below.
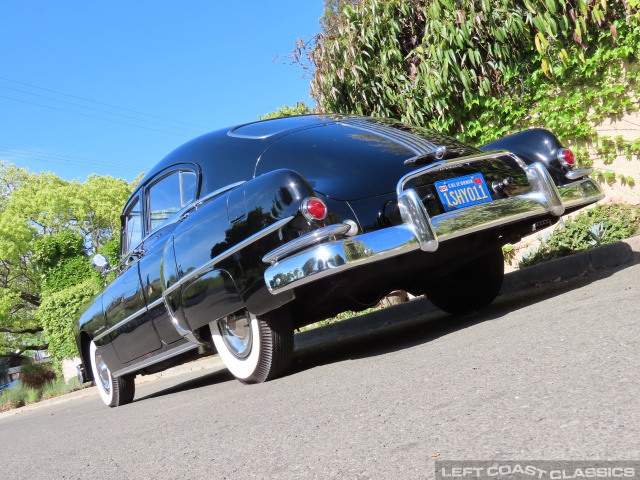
[1,263,639,480]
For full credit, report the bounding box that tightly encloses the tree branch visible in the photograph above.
[16,343,49,353]
[0,326,44,335]
[19,292,41,307]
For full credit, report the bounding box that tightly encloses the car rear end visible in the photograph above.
[254,117,603,324]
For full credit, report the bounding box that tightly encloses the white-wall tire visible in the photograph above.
[89,341,135,407]
[210,308,293,384]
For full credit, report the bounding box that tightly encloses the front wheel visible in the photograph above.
[89,341,135,407]
[210,307,293,384]
[426,246,505,315]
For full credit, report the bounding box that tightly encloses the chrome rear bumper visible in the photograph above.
[263,161,603,294]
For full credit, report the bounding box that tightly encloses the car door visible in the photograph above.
[139,167,198,345]
[102,193,163,364]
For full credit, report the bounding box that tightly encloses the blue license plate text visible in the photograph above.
[435,173,492,212]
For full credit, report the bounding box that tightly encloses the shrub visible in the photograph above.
[41,255,97,293]
[19,362,57,390]
[0,383,40,410]
[37,278,102,366]
[33,232,98,293]
[302,0,640,141]
[99,237,121,266]
[40,378,70,400]
[297,0,640,186]
[519,204,640,268]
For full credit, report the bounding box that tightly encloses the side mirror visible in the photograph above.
[91,254,111,273]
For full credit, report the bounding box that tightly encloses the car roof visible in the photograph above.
[126,114,477,205]
[131,115,343,199]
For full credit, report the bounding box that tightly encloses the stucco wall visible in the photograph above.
[589,110,640,205]
[61,357,81,383]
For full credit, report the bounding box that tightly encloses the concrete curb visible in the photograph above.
[0,356,226,420]
[3,235,638,419]
[0,387,99,419]
[501,234,640,294]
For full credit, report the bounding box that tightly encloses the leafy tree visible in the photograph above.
[0,162,137,358]
[296,0,640,145]
[33,232,97,293]
[259,102,311,120]
[320,0,358,35]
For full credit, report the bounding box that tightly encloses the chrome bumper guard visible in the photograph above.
[263,161,604,294]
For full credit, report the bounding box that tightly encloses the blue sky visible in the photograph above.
[0,1,323,182]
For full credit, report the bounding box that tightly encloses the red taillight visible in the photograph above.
[301,197,327,221]
[557,148,575,168]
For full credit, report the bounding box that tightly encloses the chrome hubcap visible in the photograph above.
[218,312,252,358]
[95,353,111,394]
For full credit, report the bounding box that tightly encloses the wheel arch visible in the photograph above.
[79,331,95,383]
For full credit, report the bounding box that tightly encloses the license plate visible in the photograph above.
[435,173,492,212]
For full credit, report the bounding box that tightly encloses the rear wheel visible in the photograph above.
[210,307,293,384]
[89,341,135,407]
[426,247,505,314]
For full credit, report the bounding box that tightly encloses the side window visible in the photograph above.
[123,197,143,255]
[147,170,197,231]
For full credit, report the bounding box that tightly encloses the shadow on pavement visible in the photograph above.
[134,260,636,400]
[134,368,234,402]
[290,261,635,375]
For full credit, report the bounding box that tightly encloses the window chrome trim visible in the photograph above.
[93,306,148,342]
[163,215,295,297]
[121,195,144,259]
[146,168,199,235]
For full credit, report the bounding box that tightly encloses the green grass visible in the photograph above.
[1,377,88,412]
[0,384,40,410]
[300,306,384,332]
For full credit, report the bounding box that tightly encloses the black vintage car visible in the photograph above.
[75,115,603,406]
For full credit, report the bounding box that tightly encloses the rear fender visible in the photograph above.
[171,169,319,323]
[480,128,568,185]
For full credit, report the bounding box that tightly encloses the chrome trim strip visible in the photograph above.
[163,215,295,297]
[396,150,510,195]
[338,118,437,155]
[93,306,148,342]
[194,181,245,208]
[262,224,351,265]
[566,168,594,180]
[162,296,203,346]
[146,297,165,310]
[112,342,199,378]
